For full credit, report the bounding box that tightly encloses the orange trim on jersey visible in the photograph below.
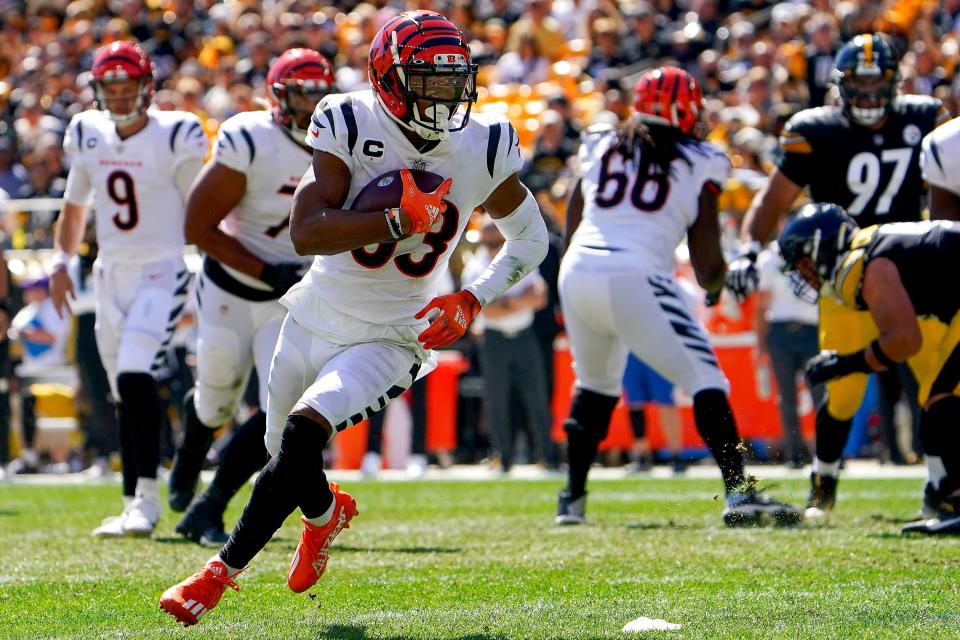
[781,140,813,154]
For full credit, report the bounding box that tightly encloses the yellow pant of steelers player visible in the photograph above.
[817,296,959,465]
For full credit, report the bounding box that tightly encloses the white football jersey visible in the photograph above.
[212,110,313,266]
[287,90,523,328]
[62,109,207,261]
[569,125,731,273]
[921,115,960,195]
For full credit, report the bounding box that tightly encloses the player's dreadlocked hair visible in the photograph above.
[613,117,699,176]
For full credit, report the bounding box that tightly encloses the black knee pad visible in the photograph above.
[276,414,330,468]
[565,388,620,442]
[692,388,729,417]
[116,372,158,407]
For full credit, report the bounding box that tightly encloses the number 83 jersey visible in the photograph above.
[777,95,949,225]
[570,124,731,273]
[62,109,207,261]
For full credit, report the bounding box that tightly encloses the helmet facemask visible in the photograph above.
[275,80,332,142]
[840,74,895,126]
[390,54,477,141]
[94,78,151,127]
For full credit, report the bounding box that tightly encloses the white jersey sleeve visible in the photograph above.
[691,142,731,196]
[169,113,208,172]
[213,115,258,175]
[306,94,357,175]
[62,114,95,206]
[480,119,524,200]
[922,117,960,195]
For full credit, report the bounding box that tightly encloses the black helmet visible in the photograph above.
[832,33,899,127]
[778,203,860,301]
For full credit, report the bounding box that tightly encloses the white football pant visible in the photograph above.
[559,263,729,398]
[93,256,190,396]
[192,271,286,426]
[264,315,421,457]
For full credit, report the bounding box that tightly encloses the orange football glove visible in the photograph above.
[400,168,452,235]
[415,290,481,350]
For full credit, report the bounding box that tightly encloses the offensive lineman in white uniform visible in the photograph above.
[49,42,207,537]
[167,49,336,548]
[921,116,960,221]
[556,67,801,527]
[161,11,548,625]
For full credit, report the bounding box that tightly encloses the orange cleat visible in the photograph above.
[287,482,358,593]
[159,559,243,626]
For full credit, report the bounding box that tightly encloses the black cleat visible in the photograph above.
[175,497,229,547]
[918,482,943,520]
[805,472,838,522]
[556,490,586,525]
[722,491,803,527]
[902,496,960,535]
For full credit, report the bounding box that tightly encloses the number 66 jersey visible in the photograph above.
[567,124,731,273]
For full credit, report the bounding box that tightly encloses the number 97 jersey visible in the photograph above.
[570,124,731,273]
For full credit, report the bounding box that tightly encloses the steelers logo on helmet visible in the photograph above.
[90,41,155,126]
[832,33,899,127]
[368,10,478,141]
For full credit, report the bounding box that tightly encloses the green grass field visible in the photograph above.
[1,477,958,639]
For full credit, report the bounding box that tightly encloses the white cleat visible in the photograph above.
[360,452,382,479]
[406,454,428,478]
[124,496,160,537]
[92,513,128,538]
[804,506,829,523]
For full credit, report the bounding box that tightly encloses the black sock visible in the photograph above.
[116,372,162,481]
[814,405,852,464]
[692,389,745,493]
[365,409,385,456]
[170,390,216,492]
[924,397,960,496]
[563,388,619,498]
[206,410,270,509]
[115,401,138,497]
[220,414,332,568]
[628,408,646,439]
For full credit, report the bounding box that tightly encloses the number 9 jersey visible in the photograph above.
[62,109,208,261]
[569,124,731,273]
[777,95,949,226]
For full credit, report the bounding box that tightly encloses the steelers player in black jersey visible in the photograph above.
[723,33,952,520]
[778,203,960,534]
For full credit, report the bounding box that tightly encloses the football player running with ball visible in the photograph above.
[50,42,207,538]
[724,34,952,521]
[779,205,960,535]
[167,49,335,547]
[160,11,547,625]
[556,67,801,528]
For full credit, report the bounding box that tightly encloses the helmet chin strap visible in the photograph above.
[97,84,147,127]
[850,105,886,126]
[410,103,452,141]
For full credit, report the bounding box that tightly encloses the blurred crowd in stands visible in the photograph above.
[1,0,956,474]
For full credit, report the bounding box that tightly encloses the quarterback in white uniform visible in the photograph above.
[161,10,547,626]
[50,42,206,537]
[167,49,335,548]
[557,67,801,527]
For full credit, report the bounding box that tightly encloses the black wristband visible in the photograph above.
[869,339,899,369]
[837,349,874,376]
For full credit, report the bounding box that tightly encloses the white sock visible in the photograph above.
[122,495,134,511]
[926,455,946,490]
[135,477,159,501]
[212,555,242,576]
[306,496,337,527]
[813,458,841,478]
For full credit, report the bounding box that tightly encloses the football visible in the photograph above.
[349,168,446,214]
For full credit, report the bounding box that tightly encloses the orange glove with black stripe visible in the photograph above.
[415,290,481,349]
[400,168,452,235]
